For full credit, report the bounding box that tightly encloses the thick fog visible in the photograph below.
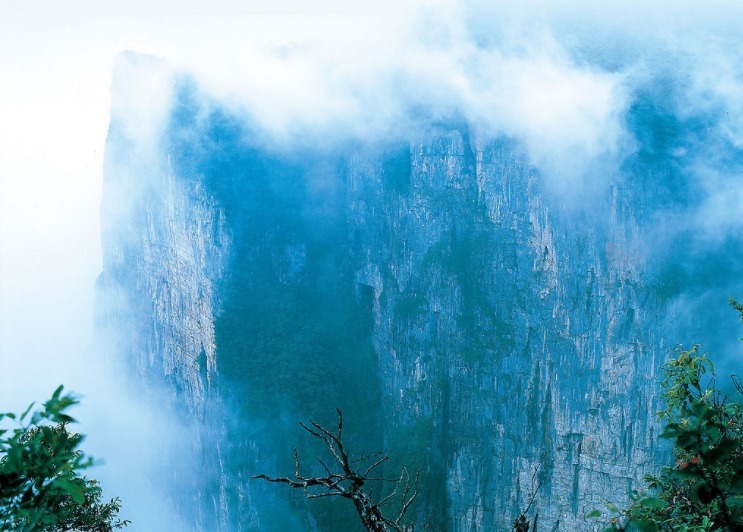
[2,1,743,529]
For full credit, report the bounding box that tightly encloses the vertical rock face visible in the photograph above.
[99,56,692,531]
[346,129,666,529]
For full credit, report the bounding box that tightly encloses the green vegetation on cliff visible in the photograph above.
[591,300,743,531]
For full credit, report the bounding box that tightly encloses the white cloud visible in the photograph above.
[152,9,631,196]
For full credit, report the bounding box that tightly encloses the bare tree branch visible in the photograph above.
[352,450,384,465]
[395,469,419,525]
[512,462,542,532]
[364,455,390,478]
[253,410,419,532]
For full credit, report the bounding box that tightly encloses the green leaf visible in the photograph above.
[56,413,75,424]
[20,402,35,422]
[705,425,721,441]
[586,509,602,518]
[51,385,64,401]
[730,475,743,494]
[628,519,659,532]
[640,497,669,510]
[727,495,743,511]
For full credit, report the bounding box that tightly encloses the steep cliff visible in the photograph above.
[98,54,700,531]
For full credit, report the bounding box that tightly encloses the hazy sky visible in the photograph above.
[0,1,431,527]
[0,0,415,405]
[2,1,743,529]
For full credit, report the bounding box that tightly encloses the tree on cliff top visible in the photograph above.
[0,386,129,531]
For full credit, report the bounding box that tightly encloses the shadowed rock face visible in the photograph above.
[98,54,731,531]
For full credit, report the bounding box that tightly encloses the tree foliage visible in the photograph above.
[592,300,743,531]
[0,386,129,531]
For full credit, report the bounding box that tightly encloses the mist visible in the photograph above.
[2,0,743,529]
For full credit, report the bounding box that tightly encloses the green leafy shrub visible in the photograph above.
[592,300,743,531]
[0,386,129,531]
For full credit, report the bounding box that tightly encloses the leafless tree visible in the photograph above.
[253,409,419,532]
